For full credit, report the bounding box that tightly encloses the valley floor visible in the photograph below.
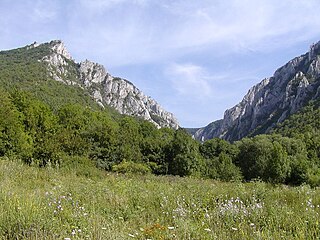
[0,158,319,240]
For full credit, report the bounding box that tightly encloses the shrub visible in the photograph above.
[112,160,151,175]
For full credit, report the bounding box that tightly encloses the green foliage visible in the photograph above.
[0,89,32,158]
[169,129,203,176]
[200,138,242,181]
[1,42,320,186]
[140,123,174,174]
[200,138,239,159]
[0,43,103,111]
[236,135,273,181]
[266,142,290,183]
[112,160,151,175]
[204,153,242,181]
[116,117,142,163]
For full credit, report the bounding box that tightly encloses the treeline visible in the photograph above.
[1,88,320,186]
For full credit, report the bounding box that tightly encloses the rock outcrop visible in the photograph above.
[34,40,179,129]
[194,41,320,141]
[79,59,179,128]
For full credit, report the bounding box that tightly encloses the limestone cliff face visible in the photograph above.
[79,59,179,128]
[195,41,320,141]
[36,40,179,129]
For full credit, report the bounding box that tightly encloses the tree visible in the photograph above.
[236,135,273,181]
[57,104,92,156]
[266,142,290,183]
[139,121,175,174]
[215,153,242,181]
[116,117,142,163]
[84,111,119,170]
[200,138,239,159]
[11,90,60,165]
[168,129,203,176]
[0,89,32,158]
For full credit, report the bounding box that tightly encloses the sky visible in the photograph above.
[1,0,320,127]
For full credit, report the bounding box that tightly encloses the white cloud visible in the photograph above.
[166,63,212,99]
[62,0,320,67]
[32,0,58,22]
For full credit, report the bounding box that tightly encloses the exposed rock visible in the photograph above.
[49,40,72,60]
[77,58,179,128]
[26,41,40,49]
[37,40,179,129]
[195,41,320,141]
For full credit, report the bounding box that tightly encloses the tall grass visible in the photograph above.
[0,157,319,239]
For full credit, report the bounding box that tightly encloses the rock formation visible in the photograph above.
[35,40,179,129]
[194,41,320,141]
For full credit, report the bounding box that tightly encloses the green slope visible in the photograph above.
[0,43,104,111]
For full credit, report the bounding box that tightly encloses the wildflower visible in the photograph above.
[231,227,238,231]
[128,233,135,237]
[204,228,212,232]
[250,223,255,227]
[101,227,107,230]
[168,226,175,230]
[64,238,71,240]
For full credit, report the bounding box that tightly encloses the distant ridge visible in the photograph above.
[192,40,320,141]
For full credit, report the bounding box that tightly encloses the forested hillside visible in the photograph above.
[1,42,320,186]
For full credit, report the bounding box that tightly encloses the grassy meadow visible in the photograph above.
[0,157,319,240]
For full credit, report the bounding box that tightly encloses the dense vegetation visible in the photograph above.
[1,42,320,238]
[0,87,320,186]
[1,158,320,239]
[1,42,320,186]
[0,43,104,111]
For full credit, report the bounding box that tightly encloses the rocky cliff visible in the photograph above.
[37,40,179,129]
[194,41,320,141]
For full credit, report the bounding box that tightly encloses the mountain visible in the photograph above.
[0,40,179,129]
[193,41,320,141]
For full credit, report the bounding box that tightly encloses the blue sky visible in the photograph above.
[1,0,320,127]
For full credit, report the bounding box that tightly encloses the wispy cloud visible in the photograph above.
[32,0,58,22]
[61,0,320,67]
[166,63,213,100]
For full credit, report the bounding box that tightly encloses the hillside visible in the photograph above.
[0,40,179,129]
[193,41,320,141]
[2,39,320,186]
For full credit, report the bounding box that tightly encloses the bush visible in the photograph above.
[112,160,151,175]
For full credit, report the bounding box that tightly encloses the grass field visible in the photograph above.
[0,157,319,240]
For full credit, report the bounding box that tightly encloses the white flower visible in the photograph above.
[128,233,135,237]
[231,227,238,231]
[204,228,211,232]
[168,226,175,230]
